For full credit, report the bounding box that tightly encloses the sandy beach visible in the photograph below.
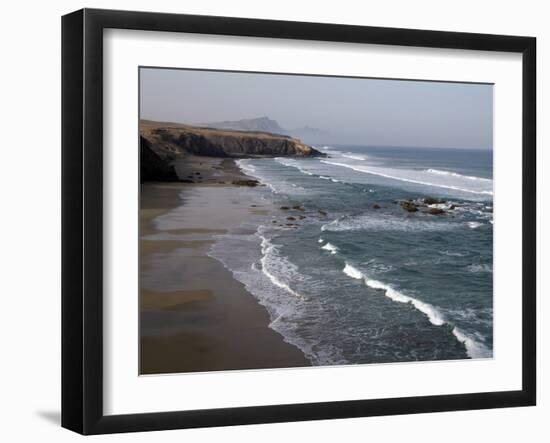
[140,155,310,374]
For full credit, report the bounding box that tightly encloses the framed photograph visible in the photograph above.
[62,8,536,435]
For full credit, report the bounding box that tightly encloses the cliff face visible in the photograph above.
[141,121,323,158]
[140,136,179,183]
[140,121,324,181]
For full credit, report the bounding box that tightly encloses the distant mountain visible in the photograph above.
[201,117,330,144]
[200,117,288,136]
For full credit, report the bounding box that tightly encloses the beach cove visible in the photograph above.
[139,156,310,374]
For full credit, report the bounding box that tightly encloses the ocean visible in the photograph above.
[209,145,494,366]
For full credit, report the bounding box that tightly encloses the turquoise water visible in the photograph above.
[209,146,493,365]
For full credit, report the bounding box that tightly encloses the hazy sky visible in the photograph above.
[140,68,493,149]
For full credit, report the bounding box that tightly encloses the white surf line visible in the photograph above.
[342,262,490,358]
[235,159,285,194]
[342,154,368,161]
[275,157,346,184]
[321,160,493,196]
[451,327,492,359]
[259,235,305,300]
[426,168,492,182]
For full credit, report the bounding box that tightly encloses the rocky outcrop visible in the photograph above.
[397,197,458,215]
[140,121,324,159]
[140,136,179,182]
[400,201,419,212]
[423,197,446,205]
[428,208,446,215]
[140,121,324,182]
[231,179,260,187]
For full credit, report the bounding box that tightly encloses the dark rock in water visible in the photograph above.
[298,215,306,220]
[293,205,305,211]
[449,204,456,210]
[318,210,328,216]
[428,208,446,215]
[373,204,381,209]
[280,206,290,210]
[287,216,296,221]
[424,197,446,205]
[195,172,201,175]
[231,179,259,187]
[400,201,419,212]
[180,179,195,183]
[272,220,278,223]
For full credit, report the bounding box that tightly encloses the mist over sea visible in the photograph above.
[209,145,493,365]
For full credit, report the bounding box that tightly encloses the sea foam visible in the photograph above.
[238,158,308,195]
[321,160,493,196]
[342,153,368,161]
[341,262,491,358]
[275,157,344,185]
[343,263,364,279]
[467,221,484,229]
[259,234,306,300]
[342,262,445,326]
[451,327,492,359]
[467,263,492,273]
[322,214,454,233]
[321,242,339,254]
[426,168,492,182]
[275,157,314,175]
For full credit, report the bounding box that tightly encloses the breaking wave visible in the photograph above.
[321,242,339,254]
[341,262,490,358]
[321,214,454,233]
[426,168,492,182]
[342,153,368,161]
[321,160,493,196]
[259,234,306,300]
[467,263,492,273]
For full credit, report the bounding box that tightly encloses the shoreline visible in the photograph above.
[140,155,310,374]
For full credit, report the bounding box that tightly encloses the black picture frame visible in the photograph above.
[62,8,536,435]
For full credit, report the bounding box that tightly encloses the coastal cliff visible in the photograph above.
[140,136,179,183]
[140,120,324,181]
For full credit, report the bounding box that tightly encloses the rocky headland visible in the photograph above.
[140,120,324,182]
[397,197,457,215]
[140,135,179,182]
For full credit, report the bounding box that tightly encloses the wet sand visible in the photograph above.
[140,156,309,374]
